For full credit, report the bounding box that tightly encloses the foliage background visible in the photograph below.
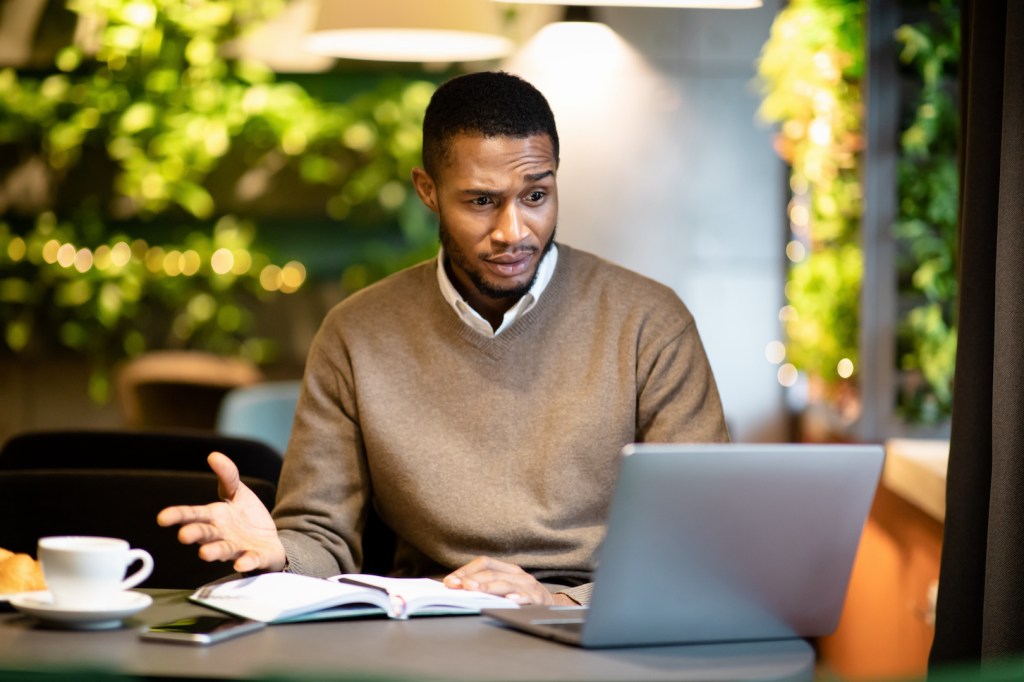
[757,0,958,428]
[756,0,865,417]
[893,0,959,425]
[0,0,440,400]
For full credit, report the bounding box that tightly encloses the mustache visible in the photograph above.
[480,245,539,259]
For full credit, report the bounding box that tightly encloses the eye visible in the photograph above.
[471,196,492,206]
[526,191,545,202]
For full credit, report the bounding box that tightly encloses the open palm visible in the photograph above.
[157,452,286,573]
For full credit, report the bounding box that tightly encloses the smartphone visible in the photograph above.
[140,615,266,645]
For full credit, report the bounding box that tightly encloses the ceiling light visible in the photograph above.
[304,0,515,63]
[495,0,762,8]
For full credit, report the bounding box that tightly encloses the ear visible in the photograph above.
[411,168,439,213]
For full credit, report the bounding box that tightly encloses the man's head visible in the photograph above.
[421,71,559,180]
[412,72,560,326]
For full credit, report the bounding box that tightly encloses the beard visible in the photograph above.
[439,219,557,302]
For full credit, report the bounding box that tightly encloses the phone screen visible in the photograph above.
[141,616,265,645]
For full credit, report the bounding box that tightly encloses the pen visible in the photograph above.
[335,577,391,594]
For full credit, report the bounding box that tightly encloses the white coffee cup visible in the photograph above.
[38,536,154,610]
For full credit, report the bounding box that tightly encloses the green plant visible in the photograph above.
[758,0,959,427]
[0,0,437,401]
[756,0,865,411]
[893,0,959,424]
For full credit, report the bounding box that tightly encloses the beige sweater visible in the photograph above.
[273,244,728,603]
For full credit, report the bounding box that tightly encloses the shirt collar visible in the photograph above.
[436,244,559,337]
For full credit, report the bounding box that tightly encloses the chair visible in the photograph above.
[0,429,281,588]
[115,350,264,430]
[0,429,282,483]
[216,380,302,455]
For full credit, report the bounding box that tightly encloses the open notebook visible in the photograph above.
[484,443,884,648]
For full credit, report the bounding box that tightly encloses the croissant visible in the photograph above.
[0,550,47,594]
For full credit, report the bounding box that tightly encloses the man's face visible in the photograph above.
[413,133,558,312]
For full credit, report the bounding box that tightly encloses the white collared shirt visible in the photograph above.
[436,244,559,337]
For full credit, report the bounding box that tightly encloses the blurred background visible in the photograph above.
[0,0,957,446]
[0,1,958,677]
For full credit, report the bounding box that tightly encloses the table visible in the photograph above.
[0,590,815,681]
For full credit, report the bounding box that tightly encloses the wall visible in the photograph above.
[505,2,787,442]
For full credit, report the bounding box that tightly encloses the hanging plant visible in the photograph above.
[893,0,959,425]
[756,0,865,421]
[758,0,959,429]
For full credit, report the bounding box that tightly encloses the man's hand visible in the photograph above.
[156,452,286,573]
[443,556,577,606]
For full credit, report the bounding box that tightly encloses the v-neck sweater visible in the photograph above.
[274,244,728,602]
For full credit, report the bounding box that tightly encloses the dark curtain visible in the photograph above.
[929,0,1024,669]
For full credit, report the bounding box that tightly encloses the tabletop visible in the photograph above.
[0,590,816,681]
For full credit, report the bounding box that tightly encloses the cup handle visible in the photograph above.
[121,548,154,590]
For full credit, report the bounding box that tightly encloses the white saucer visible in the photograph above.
[9,590,152,630]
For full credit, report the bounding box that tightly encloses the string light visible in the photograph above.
[280,261,307,294]
[94,245,112,270]
[765,340,786,364]
[111,242,132,267]
[231,249,252,275]
[24,232,305,294]
[42,240,60,264]
[7,237,26,262]
[785,240,806,262]
[73,247,93,273]
[211,248,234,275]
[57,243,76,268]
[260,264,283,292]
[778,363,799,387]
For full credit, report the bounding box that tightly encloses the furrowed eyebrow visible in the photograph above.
[459,171,553,197]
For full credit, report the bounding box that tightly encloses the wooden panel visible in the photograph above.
[817,484,943,679]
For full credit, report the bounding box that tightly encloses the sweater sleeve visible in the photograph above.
[557,583,594,605]
[636,309,730,444]
[271,310,370,577]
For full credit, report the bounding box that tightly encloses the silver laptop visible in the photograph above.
[484,443,884,648]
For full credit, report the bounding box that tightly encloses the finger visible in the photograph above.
[208,452,242,501]
[156,506,184,527]
[458,569,531,591]
[197,539,241,563]
[453,561,527,586]
[157,504,215,527]
[444,556,493,587]
[445,556,529,588]
[465,577,552,604]
[177,521,223,546]
[233,550,266,573]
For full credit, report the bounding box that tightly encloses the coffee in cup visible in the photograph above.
[37,536,153,610]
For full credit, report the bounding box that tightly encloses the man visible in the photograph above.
[158,71,728,606]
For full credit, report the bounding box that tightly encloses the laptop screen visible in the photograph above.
[576,443,884,647]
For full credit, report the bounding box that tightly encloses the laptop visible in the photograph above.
[484,443,884,648]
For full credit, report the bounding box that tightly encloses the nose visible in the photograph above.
[491,201,525,244]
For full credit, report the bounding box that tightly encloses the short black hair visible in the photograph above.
[421,71,559,178]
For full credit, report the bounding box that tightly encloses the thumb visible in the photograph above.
[208,451,242,501]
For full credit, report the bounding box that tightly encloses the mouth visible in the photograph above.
[482,250,536,278]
